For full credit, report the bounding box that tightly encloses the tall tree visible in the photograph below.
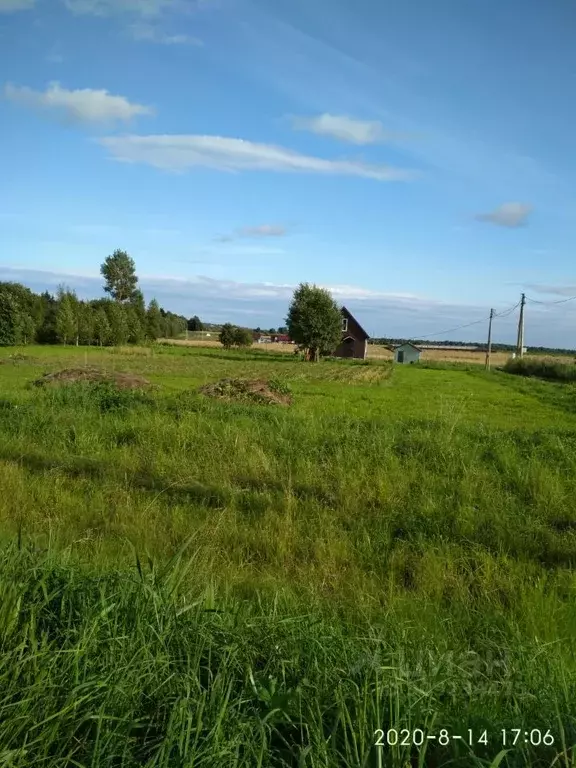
[37,291,58,344]
[145,299,162,341]
[219,323,236,349]
[126,305,145,345]
[20,314,37,345]
[130,289,146,316]
[55,294,78,345]
[286,283,342,362]
[93,308,111,347]
[100,249,139,303]
[106,302,129,346]
[0,289,22,346]
[188,315,204,332]
[78,303,95,346]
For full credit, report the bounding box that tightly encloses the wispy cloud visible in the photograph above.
[128,22,202,45]
[239,224,286,238]
[290,113,396,145]
[216,224,287,242]
[97,134,415,179]
[524,283,576,297]
[0,0,34,11]
[63,0,175,16]
[4,81,154,125]
[475,202,533,228]
[46,51,65,64]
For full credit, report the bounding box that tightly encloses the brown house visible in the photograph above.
[333,306,369,360]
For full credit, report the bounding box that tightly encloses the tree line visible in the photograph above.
[0,250,189,347]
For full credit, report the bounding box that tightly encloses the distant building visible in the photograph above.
[333,307,369,360]
[257,335,272,343]
[394,342,422,364]
[272,334,292,344]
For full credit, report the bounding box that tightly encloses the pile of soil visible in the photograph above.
[33,367,153,390]
[199,378,292,406]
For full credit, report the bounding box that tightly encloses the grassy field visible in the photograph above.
[1,344,576,767]
[163,337,530,367]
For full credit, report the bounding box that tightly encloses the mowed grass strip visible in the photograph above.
[0,345,575,766]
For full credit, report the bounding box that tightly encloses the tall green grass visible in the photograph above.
[504,356,576,382]
[0,542,575,767]
[0,346,575,765]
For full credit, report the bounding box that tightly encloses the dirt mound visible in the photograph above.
[33,367,153,390]
[199,378,292,406]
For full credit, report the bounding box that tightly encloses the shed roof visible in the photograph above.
[395,342,423,352]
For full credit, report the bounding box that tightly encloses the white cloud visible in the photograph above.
[4,81,154,124]
[128,22,202,45]
[0,0,34,11]
[291,113,393,145]
[63,0,174,16]
[97,134,414,179]
[475,202,533,228]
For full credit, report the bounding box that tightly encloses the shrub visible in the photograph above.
[233,327,254,348]
[504,357,576,382]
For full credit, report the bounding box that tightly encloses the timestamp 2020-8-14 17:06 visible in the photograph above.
[374,728,556,748]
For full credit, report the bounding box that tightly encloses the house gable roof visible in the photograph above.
[341,306,369,339]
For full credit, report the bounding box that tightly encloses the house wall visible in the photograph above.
[333,312,368,359]
[395,346,421,364]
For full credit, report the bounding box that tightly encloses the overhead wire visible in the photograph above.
[406,298,521,342]
[526,294,576,306]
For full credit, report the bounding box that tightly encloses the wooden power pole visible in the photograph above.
[485,308,494,370]
[516,293,526,357]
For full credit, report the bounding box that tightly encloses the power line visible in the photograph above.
[407,298,521,342]
[494,299,521,318]
[526,294,576,306]
[408,316,490,341]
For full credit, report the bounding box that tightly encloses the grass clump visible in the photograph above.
[199,377,293,406]
[33,366,154,389]
[504,356,576,381]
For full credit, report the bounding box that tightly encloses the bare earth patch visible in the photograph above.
[33,367,154,390]
[199,378,292,406]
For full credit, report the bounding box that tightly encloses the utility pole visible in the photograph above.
[516,293,526,357]
[485,308,494,370]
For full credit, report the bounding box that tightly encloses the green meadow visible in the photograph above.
[1,344,576,767]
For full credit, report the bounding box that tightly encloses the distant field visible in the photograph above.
[163,337,555,367]
[1,343,576,766]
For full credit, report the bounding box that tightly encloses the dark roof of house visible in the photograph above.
[341,306,369,339]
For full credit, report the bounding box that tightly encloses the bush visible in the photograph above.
[39,381,153,413]
[233,327,254,348]
[504,357,576,382]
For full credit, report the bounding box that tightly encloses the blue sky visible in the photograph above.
[1,0,576,345]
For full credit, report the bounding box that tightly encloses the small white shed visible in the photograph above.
[394,342,422,364]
